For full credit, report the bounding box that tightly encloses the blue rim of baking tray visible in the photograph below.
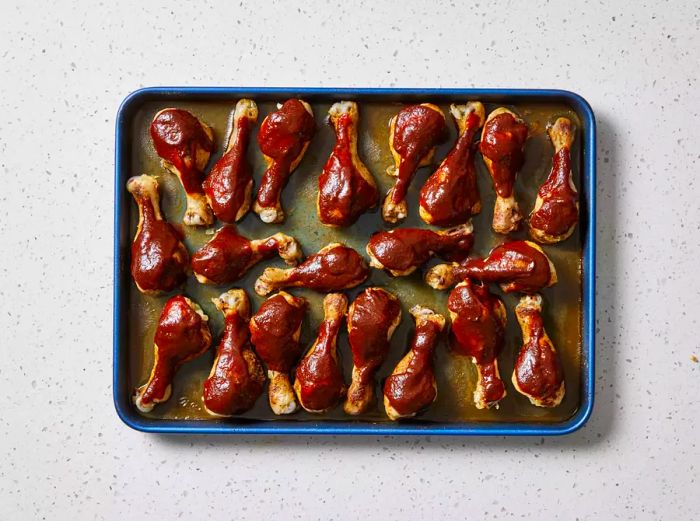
[114,87,596,436]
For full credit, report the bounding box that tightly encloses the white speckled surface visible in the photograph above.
[1,1,699,519]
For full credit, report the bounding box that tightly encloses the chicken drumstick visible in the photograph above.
[127,174,188,294]
[250,291,307,415]
[203,289,265,416]
[528,117,579,244]
[133,295,212,412]
[344,288,402,415]
[382,103,447,223]
[419,102,485,226]
[191,225,301,286]
[254,243,369,296]
[318,101,379,227]
[150,108,215,226]
[447,279,507,409]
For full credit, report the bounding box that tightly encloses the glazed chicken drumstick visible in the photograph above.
[150,108,215,226]
[425,240,557,293]
[133,295,212,412]
[203,99,258,223]
[344,288,402,415]
[419,102,485,226]
[366,223,474,277]
[448,279,507,409]
[318,101,379,226]
[294,293,348,413]
[127,175,189,294]
[382,103,448,223]
[253,99,315,223]
[513,295,565,407]
[383,306,445,420]
[191,225,301,286]
[203,290,265,416]
[528,117,579,244]
[250,291,307,415]
[254,243,369,296]
[479,107,528,233]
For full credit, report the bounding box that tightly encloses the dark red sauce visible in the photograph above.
[203,116,253,223]
[515,308,564,401]
[150,109,213,194]
[383,320,441,416]
[250,294,306,372]
[368,227,473,272]
[479,112,528,198]
[140,296,210,406]
[390,105,447,204]
[190,225,254,285]
[447,281,506,405]
[348,288,401,384]
[295,316,345,411]
[419,111,482,226]
[318,113,379,226]
[461,240,552,294]
[203,310,264,415]
[256,99,315,207]
[529,147,578,236]
[130,195,188,293]
[290,245,368,291]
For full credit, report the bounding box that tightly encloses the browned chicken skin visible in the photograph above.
[479,108,529,234]
[250,291,307,415]
[191,225,301,286]
[344,288,402,415]
[447,279,507,409]
[367,223,474,277]
[203,290,265,416]
[419,102,485,226]
[425,240,557,293]
[529,117,579,243]
[133,295,212,412]
[513,295,565,407]
[253,99,315,223]
[254,242,369,296]
[127,175,189,294]
[318,101,379,227]
[294,293,348,413]
[383,306,445,420]
[150,108,215,226]
[203,99,258,223]
[382,103,448,223]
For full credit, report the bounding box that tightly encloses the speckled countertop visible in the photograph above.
[1,1,698,519]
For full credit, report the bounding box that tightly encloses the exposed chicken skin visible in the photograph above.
[366,222,473,277]
[447,280,507,409]
[383,306,445,420]
[382,103,448,223]
[425,240,557,293]
[318,101,379,227]
[419,102,486,226]
[513,295,565,407]
[203,99,258,223]
[344,288,402,415]
[479,108,529,233]
[191,225,301,286]
[253,99,315,223]
[150,108,215,226]
[250,291,307,415]
[133,296,212,412]
[203,290,265,416]
[254,242,369,296]
[294,293,348,413]
[528,117,579,243]
[127,175,189,294]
